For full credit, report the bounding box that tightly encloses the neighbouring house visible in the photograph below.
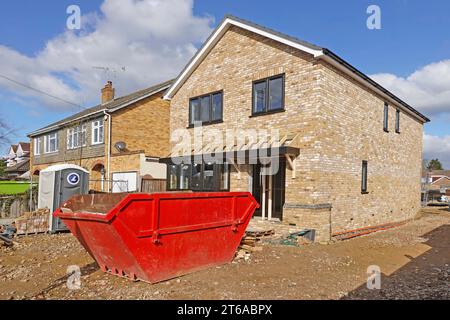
[28,80,173,193]
[161,15,430,242]
[4,142,31,179]
[426,170,450,184]
[424,170,450,195]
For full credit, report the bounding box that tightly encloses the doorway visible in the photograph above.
[252,157,286,220]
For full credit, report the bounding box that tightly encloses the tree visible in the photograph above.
[0,119,14,148]
[0,159,5,178]
[426,159,444,171]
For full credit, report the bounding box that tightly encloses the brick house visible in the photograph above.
[161,16,430,242]
[28,80,173,192]
[4,142,30,179]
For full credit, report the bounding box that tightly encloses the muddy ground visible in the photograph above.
[1,207,449,300]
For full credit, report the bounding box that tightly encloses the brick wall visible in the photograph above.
[169,25,425,242]
[111,92,170,158]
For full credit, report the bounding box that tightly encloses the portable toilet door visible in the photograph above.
[52,166,89,232]
[39,164,89,232]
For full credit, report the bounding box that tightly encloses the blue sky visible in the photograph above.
[1,0,449,164]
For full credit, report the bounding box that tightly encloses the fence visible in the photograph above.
[0,182,38,219]
[141,179,166,193]
[0,194,37,219]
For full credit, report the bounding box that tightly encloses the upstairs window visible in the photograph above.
[44,132,59,154]
[252,74,285,115]
[361,160,368,194]
[383,103,389,132]
[67,125,87,149]
[34,138,41,156]
[189,91,223,126]
[395,109,400,133]
[92,120,104,145]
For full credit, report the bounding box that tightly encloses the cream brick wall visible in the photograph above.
[169,26,425,242]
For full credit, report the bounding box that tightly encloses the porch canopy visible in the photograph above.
[160,132,300,165]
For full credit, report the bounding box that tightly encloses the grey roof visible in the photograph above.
[29,79,174,137]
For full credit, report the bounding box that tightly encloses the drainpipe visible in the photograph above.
[103,110,112,192]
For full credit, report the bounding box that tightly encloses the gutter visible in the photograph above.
[28,109,106,137]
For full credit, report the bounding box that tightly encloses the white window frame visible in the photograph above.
[67,124,87,150]
[34,138,41,156]
[92,120,104,145]
[44,132,59,154]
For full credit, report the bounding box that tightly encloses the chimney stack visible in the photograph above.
[101,81,115,104]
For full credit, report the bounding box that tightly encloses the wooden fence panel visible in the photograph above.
[141,179,166,193]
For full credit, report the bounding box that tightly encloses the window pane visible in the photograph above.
[191,163,202,190]
[200,96,210,122]
[269,77,283,110]
[219,164,229,190]
[93,127,98,143]
[362,161,368,192]
[190,99,201,123]
[179,164,191,190]
[168,165,178,190]
[384,104,389,131]
[211,93,222,121]
[253,81,266,113]
[203,163,215,191]
[396,110,400,133]
[99,124,104,143]
[81,127,87,146]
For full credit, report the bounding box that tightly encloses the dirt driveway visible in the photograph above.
[1,207,449,300]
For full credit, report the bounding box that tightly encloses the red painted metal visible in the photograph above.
[54,192,259,283]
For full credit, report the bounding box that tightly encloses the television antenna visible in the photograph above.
[92,66,126,79]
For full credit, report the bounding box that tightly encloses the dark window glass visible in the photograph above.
[361,161,368,193]
[383,103,389,132]
[168,165,178,190]
[211,93,223,121]
[166,163,230,192]
[252,75,284,115]
[253,81,266,113]
[190,99,201,123]
[219,163,230,190]
[189,92,223,125]
[200,96,210,123]
[395,110,400,133]
[179,164,191,190]
[191,163,202,190]
[203,163,215,191]
[269,77,283,110]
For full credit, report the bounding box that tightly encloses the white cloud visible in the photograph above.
[370,60,450,116]
[424,134,450,169]
[0,0,213,111]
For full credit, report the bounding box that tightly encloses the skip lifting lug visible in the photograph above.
[152,231,161,244]
[232,220,241,232]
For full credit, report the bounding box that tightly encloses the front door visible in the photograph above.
[252,158,286,220]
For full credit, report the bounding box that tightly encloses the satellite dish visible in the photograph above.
[114,141,127,152]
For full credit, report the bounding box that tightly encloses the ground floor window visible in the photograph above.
[167,162,230,192]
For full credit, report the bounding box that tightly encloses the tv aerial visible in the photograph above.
[92,66,126,79]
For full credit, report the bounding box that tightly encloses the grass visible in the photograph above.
[0,181,32,195]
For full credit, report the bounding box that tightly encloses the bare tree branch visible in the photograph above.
[0,119,16,147]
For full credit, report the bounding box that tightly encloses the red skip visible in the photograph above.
[54,192,259,283]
